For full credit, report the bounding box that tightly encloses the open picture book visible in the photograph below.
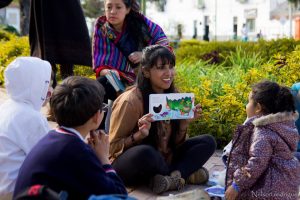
[105,71,125,92]
[149,93,195,121]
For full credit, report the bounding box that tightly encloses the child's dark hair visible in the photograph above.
[50,76,105,127]
[137,45,178,149]
[251,80,295,114]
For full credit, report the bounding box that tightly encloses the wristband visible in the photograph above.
[232,182,239,192]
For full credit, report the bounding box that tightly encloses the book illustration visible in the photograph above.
[153,104,162,113]
[149,93,195,121]
[166,96,193,116]
[105,71,125,92]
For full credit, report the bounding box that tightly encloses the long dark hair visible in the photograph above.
[123,0,151,50]
[251,80,295,114]
[137,45,179,149]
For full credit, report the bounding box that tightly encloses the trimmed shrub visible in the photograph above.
[1,31,300,148]
[0,34,30,85]
[175,43,300,147]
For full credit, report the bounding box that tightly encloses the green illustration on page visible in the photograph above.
[149,93,195,121]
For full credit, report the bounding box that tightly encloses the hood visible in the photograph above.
[4,57,51,111]
[253,112,299,151]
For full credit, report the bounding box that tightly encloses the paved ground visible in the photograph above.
[128,150,224,199]
[0,87,224,199]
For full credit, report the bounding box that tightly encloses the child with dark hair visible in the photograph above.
[109,45,216,194]
[13,76,127,200]
[225,80,300,200]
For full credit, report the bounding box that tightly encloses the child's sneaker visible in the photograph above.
[151,170,185,194]
[187,167,209,185]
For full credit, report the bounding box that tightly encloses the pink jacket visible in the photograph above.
[226,112,300,200]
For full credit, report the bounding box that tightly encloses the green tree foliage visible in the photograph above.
[81,0,104,19]
[288,0,300,7]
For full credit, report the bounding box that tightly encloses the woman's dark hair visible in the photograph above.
[50,76,105,127]
[123,0,152,50]
[137,45,179,149]
[251,80,295,114]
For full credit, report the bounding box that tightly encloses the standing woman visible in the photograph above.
[109,45,216,194]
[30,0,92,87]
[92,0,170,102]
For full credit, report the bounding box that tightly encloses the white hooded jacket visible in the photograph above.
[0,57,51,196]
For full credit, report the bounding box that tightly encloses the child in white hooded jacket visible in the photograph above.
[0,57,52,199]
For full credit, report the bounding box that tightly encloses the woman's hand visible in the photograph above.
[137,113,154,140]
[128,51,142,64]
[185,103,202,124]
[88,130,110,165]
[100,69,120,80]
[192,103,202,120]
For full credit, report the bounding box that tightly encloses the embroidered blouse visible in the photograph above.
[92,13,169,83]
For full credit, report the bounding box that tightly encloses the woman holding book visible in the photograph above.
[92,0,170,102]
[109,45,216,194]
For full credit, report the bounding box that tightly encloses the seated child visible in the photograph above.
[13,76,127,200]
[225,80,300,200]
[0,57,52,199]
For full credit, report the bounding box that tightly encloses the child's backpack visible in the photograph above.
[14,185,68,200]
[291,83,300,152]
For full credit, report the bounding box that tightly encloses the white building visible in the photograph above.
[146,0,294,41]
[0,3,20,33]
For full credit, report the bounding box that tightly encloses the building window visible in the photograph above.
[233,16,238,25]
[0,10,5,24]
[233,17,238,39]
[7,12,17,25]
[246,18,255,33]
[197,0,205,9]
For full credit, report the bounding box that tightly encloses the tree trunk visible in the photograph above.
[19,0,30,35]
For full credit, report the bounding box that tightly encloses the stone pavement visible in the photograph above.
[0,87,224,199]
[128,150,224,199]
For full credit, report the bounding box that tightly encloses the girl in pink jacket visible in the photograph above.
[225,80,300,200]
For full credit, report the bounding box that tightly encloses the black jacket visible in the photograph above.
[29,0,92,66]
[0,0,12,8]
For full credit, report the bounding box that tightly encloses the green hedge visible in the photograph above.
[1,30,300,147]
[0,31,29,85]
[175,41,300,147]
[175,38,300,65]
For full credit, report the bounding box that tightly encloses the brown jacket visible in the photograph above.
[109,87,186,162]
[226,112,300,200]
[109,87,144,161]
